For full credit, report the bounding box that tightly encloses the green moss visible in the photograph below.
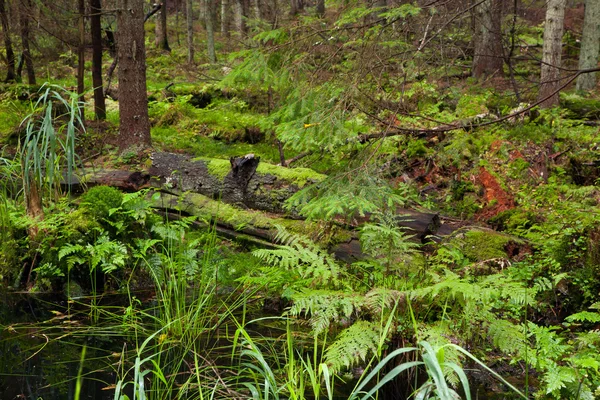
[256,163,326,187]
[199,157,231,180]
[455,229,516,262]
[80,186,124,219]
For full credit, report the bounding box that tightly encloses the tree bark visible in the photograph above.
[234,0,247,35]
[90,0,106,120]
[116,0,152,149]
[19,0,36,85]
[77,0,86,121]
[254,0,262,20]
[0,0,16,82]
[205,0,217,62]
[155,0,171,51]
[576,0,600,92]
[538,0,566,108]
[472,0,504,78]
[221,0,230,36]
[186,0,194,63]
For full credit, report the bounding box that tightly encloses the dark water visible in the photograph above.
[0,291,525,400]
[0,291,124,400]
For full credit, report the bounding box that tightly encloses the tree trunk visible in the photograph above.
[472,0,504,78]
[538,0,566,108]
[221,0,230,36]
[186,0,194,63]
[234,0,247,34]
[254,0,262,19]
[77,0,86,121]
[316,0,324,17]
[116,0,152,150]
[90,0,106,120]
[576,0,600,92]
[155,0,171,51]
[19,0,36,85]
[205,0,217,62]
[0,0,16,82]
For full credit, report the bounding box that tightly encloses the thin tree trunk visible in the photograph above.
[187,0,194,63]
[0,0,15,82]
[221,0,230,36]
[77,0,86,121]
[155,0,171,51]
[472,0,504,78]
[116,0,152,150]
[576,0,600,92]
[91,0,106,120]
[538,0,566,108]
[234,0,247,34]
[254,0,262,19]
[19,0,36,85]
[205,0,217,62]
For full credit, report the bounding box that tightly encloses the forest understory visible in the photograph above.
[1,0,600,399]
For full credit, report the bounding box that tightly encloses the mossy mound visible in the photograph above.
[449,228,522,262]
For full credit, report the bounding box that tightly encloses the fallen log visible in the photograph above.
[148,152,326,214]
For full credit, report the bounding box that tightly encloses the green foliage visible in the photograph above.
[287,171,409,221]
[324,320,380,373]
[360,211,419,277]
[20,84,82,202]
[80,185,124,219]
[252,225,341,288]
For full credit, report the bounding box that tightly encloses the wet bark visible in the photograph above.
[116,0,152,149]
[90,0,107,120]
[538,0,566,108]
[576,0,600,92]
[19,0,36,85]
[0,0,16,82]
[472,0,504,78]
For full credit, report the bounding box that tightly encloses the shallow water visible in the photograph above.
[0,291,125,400]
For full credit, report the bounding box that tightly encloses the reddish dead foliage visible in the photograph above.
[476,167,515,220]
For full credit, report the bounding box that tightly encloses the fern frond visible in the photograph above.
[288,289,362,333]
[252,226,340,286]
[487,319,529,361]
[324,320,380,373]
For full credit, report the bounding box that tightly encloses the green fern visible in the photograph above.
[324,320,380,373]
[287,288,360,333]
[252,225,340,287]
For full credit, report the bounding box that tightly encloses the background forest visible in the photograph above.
[1,0,600,399]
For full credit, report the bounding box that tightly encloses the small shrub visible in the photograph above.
[80,186,123,219]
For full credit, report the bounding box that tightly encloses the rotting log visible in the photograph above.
[148,152,325,213]
[151,191,366,262]
[150,191,464,263]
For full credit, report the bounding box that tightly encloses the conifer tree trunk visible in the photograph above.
[19,0,35,85]
[254,0,262,19]
[155,0,171,51]
[221,0,230,35]
[576,0,600,92]
[538,0,566,108]
[77,0,85,120]
[116,0,152,149]
[90,0,106,120]
[0,0,15,82]
[234,0,247,35]
[186,0,194,62]
[205,0,217,62]
[472,0,504,78]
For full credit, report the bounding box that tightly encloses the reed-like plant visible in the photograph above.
[19,84,83,231]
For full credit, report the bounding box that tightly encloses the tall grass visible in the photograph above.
[20,83,83,202]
